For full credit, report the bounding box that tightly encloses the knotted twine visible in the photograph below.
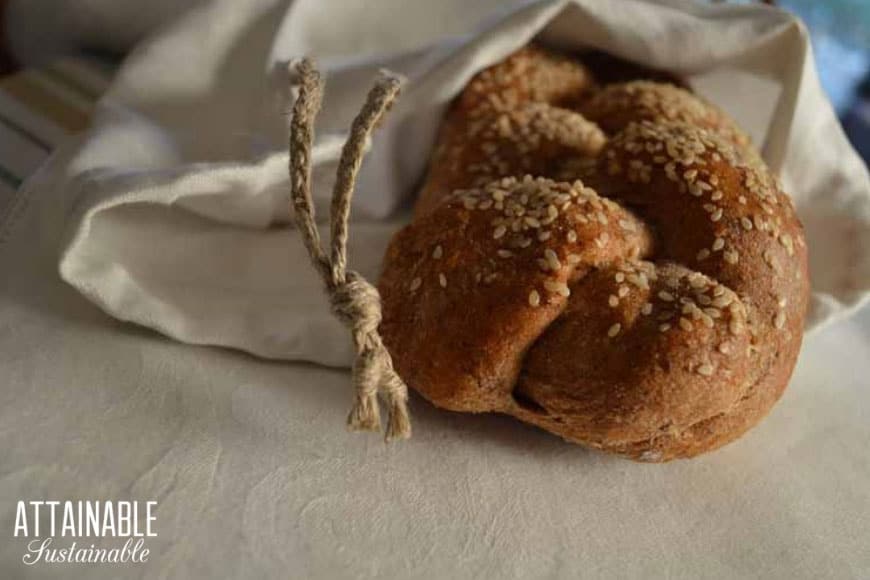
[287,58,411,441]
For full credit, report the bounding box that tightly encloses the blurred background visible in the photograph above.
[0,0,867,195]
[769,0,870,160]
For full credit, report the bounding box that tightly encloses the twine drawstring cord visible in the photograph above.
[287,58,411,441]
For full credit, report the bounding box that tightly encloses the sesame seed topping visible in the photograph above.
[409,277,422,292]
[609,295,619,307]
[567,231,577,243]
[697,248,710,261]
[723,250,739,265]
[659,323,671,332]
[439,273,447,288]
[679,317,693,331]
[696,363,714,377]
[641,303,653,315]
[544,249,561,271]
[774,310,786,329]
[658,291,675,302]
[779,233,794,255]
[544,279,570,297]
[432,245,443,259]
[729,319,743,336]
[712,238,725,251]
[528,290,541,307]
[493,225,507,239]
[740,217,753,230]
[619,219,635,231]
[607,323,621,338]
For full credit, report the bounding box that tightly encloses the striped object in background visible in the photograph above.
[0,54,117,228]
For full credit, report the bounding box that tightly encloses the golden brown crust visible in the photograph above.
[577,81,753,151]
[379,45,810,461]
[380,177,652,412]
[416,46,599,216]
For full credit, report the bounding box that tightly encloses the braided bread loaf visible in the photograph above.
[379,45,809,461]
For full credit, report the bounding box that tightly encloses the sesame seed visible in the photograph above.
[609,295,619,307]
[712,238,725,251]
[754,215,765,230]
[711,208,723,222]
[718,342,731,355]
[712,294,733,308]
[738,196,747,204]
[493,225,507,239]
[696,363,714,376]
[545,249,561,271]
[642,303,653,315]
[774,311,786,329]
[659,323,671,332]
[615,272,626,283]
[409,277,422,291]
[432,245,443,259]
[567,231,577,243]
[697,249,710,261]
[566,254,582,265]
[679,317,693,331]
[658,291,675,302]
[538,231,551,242]
[544,279,570,297]
[528,290,541,307]
[729,319,742,335]
[740,217,753,230]
[619,219,635,231]
[608,323,621,338]
[439,273,447,288]
[723,250,739,265]
[497,249,513,258]
[689,274,706,288]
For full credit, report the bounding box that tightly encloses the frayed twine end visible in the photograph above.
[347,392,382,433]
[385,398,412,442]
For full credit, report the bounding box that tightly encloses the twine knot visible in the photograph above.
[329,272,383,351]
[287,58,411,441]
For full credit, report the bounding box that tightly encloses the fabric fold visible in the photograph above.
[58,0,870,369]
